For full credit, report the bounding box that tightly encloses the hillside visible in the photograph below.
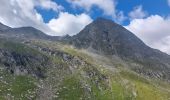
[0,19,170,100]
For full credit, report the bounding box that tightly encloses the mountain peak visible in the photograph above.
[93,17,118,27]
[68,18,170,80]
[70,17,152,58]
[95,17,111,22]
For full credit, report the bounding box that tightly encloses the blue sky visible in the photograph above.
[36,0,170,25]
[0,0,170,54]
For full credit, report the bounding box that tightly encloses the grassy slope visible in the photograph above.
[58,43,170,100]
[30,40,170,100]
[0,40,170,100]
[0,68,37,100]
[0,40,41,100]
[0,39,42,55]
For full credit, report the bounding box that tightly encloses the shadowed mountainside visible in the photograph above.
[69,18,170,81]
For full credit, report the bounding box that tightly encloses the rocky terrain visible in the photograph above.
[69,18,170,81]
[0,18,170,100]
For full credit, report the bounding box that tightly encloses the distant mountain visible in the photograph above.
[69,18,170,80]
[0,22,11,30]
[0,23,59,41]
[2,27,53,39]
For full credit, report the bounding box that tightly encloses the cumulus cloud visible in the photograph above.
[115,11,127,23]
[48,12,92,36]
[67,0,126,23]
[125,15,170,54]
[129,5,147,20]
[0,0,63,35]
[0,0,93,36]
[36,0,64,12]
[67,0,116,16]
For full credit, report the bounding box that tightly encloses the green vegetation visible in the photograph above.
[0,39,170,100]
[34,40,170,100]
[0,68,37,100]
[119,69,170,100]
[0,39,42,55]
[57,75,85,100]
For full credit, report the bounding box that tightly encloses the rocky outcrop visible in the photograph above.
[0,49,48,77]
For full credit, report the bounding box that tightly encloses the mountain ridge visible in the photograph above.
[0,23,61,41]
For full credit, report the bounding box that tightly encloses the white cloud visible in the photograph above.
[129,5,147,20]
[67,0,116,17]
[36,0,64,12]
[168,0,170,6]
[0,0,93,36]
[67,0,126,23]
[0,0,63,35]
[125,15,170,54]
[115,11,127,23]
[48,12,92,36]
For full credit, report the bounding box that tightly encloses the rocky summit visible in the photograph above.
[0,18,170,100]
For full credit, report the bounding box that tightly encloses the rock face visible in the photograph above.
[70,18,161,57]
[71,18,147,56]
[70,18,170,80]
[0,39,49,78]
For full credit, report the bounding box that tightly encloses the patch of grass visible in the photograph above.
[62,46,94,64]
[0,39,43,56]
[0,69,37,100]
[119,69,170,100]
[57,75,85,100]
[111,80,133,100]
[11,76,37,98]
[119,70,149,84]
[134,81,170,100]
